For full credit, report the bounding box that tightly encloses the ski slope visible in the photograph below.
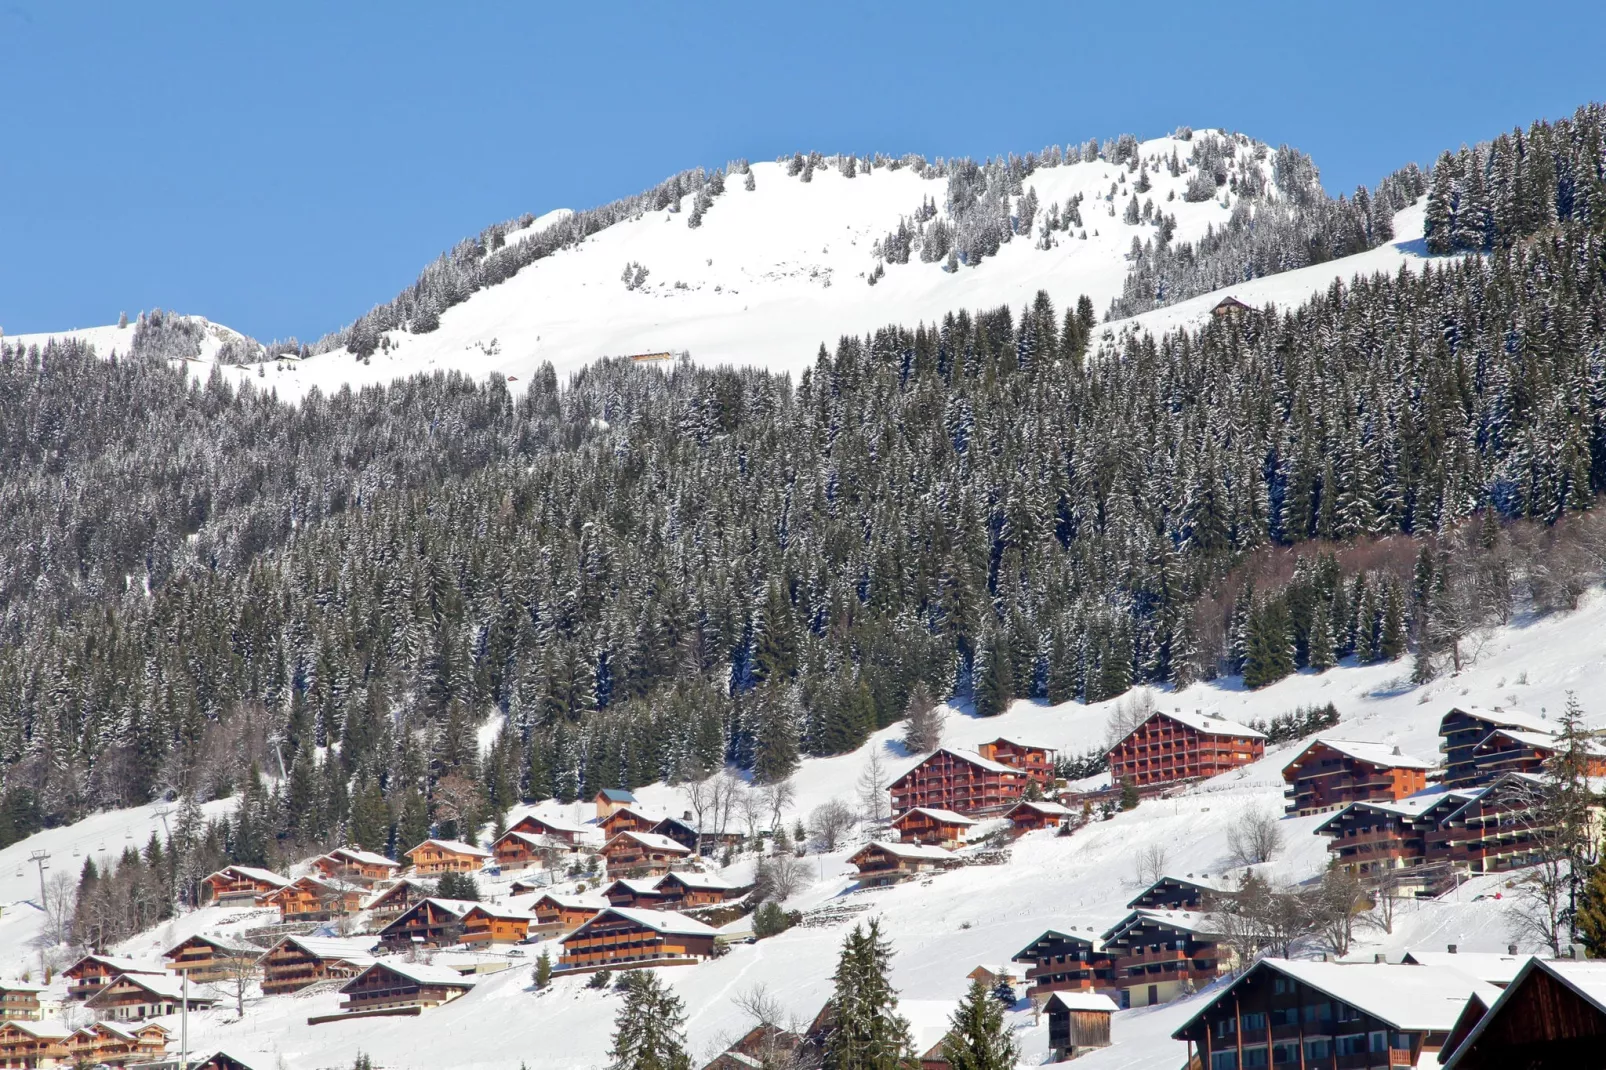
[4,587,1601,1068]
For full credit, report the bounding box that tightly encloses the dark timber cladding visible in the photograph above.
[1100,910,1228,1008]
[1107,709,1266,788]
[1044,992,1117,1060]
[558,907,718,971]
[1440,958,1606,1069]
[888,748,1029,815]
[1011,930,1115,1000]
[1437,706,1553,788]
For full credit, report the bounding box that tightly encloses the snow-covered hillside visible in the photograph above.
[6,588,1602,1069]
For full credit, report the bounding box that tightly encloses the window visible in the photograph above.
[1272,1042,1300,1065]
[1391,1033,1412,1052]
[1273,977,1293,995]
[1301,1002,1332,1024]
[1214,1018,1237,1039]
[1303,1039,1330,1060]
[1270,1007,1299,1027]
[1210,1053,1238,1070]
[1241,1046,1269,1069]
[1335,1002,1362,1022]
[1335,1034,1368,1056]
[1241,1012,1267,1032]
[1369,1031,1389,1053]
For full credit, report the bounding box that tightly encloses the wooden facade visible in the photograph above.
[62,955,162,1002]
[1470,729,1606,780]
[527,893,606,936]
[1440,958,1606,1069]
[258,935,378,996]
[1012,930,1115,1001]
[64,1022,168,1067]
[163,934,261,984]
[1171,959,1495,1070]
[1281,739,1434,815]
[604,877,674,910]
[848,841,954,887]
[1107,710,1266,789]
[404,838,490,875]
[508,813,594,846]
[200,865,290,904]
[1045,992,1116,1061]
[595,787,638,820]
[1438,706,1555,788]
[1004,800,1073,833]
[656,871,750,908]
[976,737,1058,789]
[651,815,744,855]
[0,984,42,1022]
[600,830,692,877]
[377,897,477,950]
[1127,875,1237,912]
[262,875,365,922]
[461,903,536,946]
[599,807,659,839]
[892,807,977,848]
[0,1021,68,1068]
[337,961,474,1015]
[1100,910,1228,1008]
[889,748,1030,816]
[362,878,434,924]
[490,830,558,871]
[557,907,718,971]
[84,973,218,1020]
[310,847,400,886]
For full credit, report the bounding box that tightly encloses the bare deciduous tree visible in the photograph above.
[1303,866,1369,957]
[1134,844,1168,887]
[856,751,891,825]
[1104,688,1157,748]
[753,852,807,904]
[218,946,263,1017]
[807,799,858,852]
[1227,806,1284,866]
[761,779,796,833]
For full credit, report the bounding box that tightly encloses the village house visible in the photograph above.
[604,877,674,910]
[1171,958,1498,1070]
[1012,929,1115,1002]
[700,1024,807,1070]
[1210,295,1255,320]
[258,935,379,996]
[889,748,1032,816]
[1045,991,1117,1061]
[377,897,479,950]
[261,874,366,923]
[0,982,43,1022]
[0,1020,69,1068]
[1400,947,1528,988]
[62,955,163,1002]
[362,877,435,925]
[404,838,491,875]
[892,807,977,848]
[1281,738,1436,815]
[557,907,719,972]
[1004,800,1073,834]
[508,812,597,847]
[599,806,661,839]
[200,865,290,905]
[1099,910,1229,1008]
[190,1051,266,1070]
[654,871,752,909]
[651,814,744,855]
[965,964,1026,993]
[1430,771,1583,875]
[489,829,561,871]
[1316,789,1476,891]
[85,972,219,1021]
[334,961,475,1017]
[1470,728,1606,780]
[600,830,693,878]
[1439,957,1606,1068]
[1107,709,1266,788]
[526,892,607,937]
[64,1021,169,1067]
[1438,705,1555,788]
[163,934,262,984]
[847,841,955,887]
[461,902,537,947]
[310,847,401,886]
[976,737,1058,790]
[1126,874,1238,912]
[595,787,639,820]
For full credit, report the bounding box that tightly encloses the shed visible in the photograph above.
[1045,991,1117,1060]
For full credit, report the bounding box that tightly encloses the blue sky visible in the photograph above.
[3,1,1603,343]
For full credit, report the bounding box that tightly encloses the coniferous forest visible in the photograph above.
[2,104,1605,880]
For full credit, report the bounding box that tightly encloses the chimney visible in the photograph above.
[1374,954,1386,963]
[1447,944,1457,954]
[683,810,691,820]
[1392,745,1402,756]
[1508,944,1518,956]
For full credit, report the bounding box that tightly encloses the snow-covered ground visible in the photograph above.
[4,585,1601,1069]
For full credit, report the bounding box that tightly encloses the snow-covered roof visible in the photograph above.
[517,812,595,834]
[925,747,1020,775]
[1400,950,1530,986]
[211,864,291,887]
[1242,960,1497,1032]
[1295,738,1436,770]
[577,907,719,937]
[88,971,219,1003]
[1313,788,1485,833]
[1103,909,1218,943]
[1446,706,1554,732]
[415,897,480,917]
[323,846,399,868]
[67,954,164,975]
[274,935,379,961]
[1125,873,1237,907]
[467,902,538,921]
[1008,800,1072,816]
[1440,958,1606,1066]
[529,892,607,910]
[662,870,745,890]
[1152,708,1267,739]
[606,877,666,895]
[344,961,475,990]
[0,980,44,992]
[605,830,692,854]
[1475,728,1606,756]
[1,1021,70,1039]
[850,841,954,862]
[406,838,491,858]
[899,999,959,1053]
[1044,991,1118,1013]
[893,806,978,825]
[166,932,262,956]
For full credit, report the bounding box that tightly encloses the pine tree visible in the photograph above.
[941,976,1019,1070]
[607,970,691,1070]
[824,920,913,1070]
[533,949,553,989]
[972,633,1013,718]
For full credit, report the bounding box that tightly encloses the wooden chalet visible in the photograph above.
[336,960,474,1015]
[1438,705,1555,788]
[310,846,401,886]
[508,812,596,846]
[891,807,977,848]
[701,1024,806,1070]
[651,814,744,855]
[404,838,490,875]
[262,874,365,922]
[1316,790,1473,891]
[191,1052,266,1070]
[1400,948,1528,988]
[1045,991,1117,1061]
[377,897,478,950]
[1471,728,1606,780]
[362,877,434,924]
[1099,910,1228,1008]
[200,864,290,904]
[976,737,1058,789]
[62,955,163,1001]
[1107,709,1266,788]
[604,877,674,910]
[595,787,639,820]
[1430,771,1576,875]
[0,982,43,1021]
[889,748,1031,816]
[1171,958,1498,1070]
[965,963,1026,992]
[1440,957,1606,1069]
[526,892,607,936]
[557,907,719,972]
[600,830,693,878]
[258,935,378,995]
[1004,799,1073,833]
[1281,738,1435,815]
[1012,929,1115,1001]
[599,806,660,839]
[0,1021,68,1068]
[163,933,262,984]
[85,971,218,1020]
[64,1021,169,1066]
[846,841,954,887]
[1126,874,1237,912]
[1210,295,1256,320]
[461,902,537,946]
[490,830,560,871]
[656,870,751,909]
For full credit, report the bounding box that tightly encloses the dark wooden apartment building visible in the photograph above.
[1108,709,1266,788]
[1281,738,1434,815]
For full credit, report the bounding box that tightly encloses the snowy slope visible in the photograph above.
[5,315,259,364]
[3,591,1591,1069]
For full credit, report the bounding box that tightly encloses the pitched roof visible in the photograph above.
[1151,708,1267,739]
[907,747,1021,777]
[1007,800,1073,816]
[568,907,719,938]
[1102,909,1219,944]
[1172,959,1501,1038]
[362,877,434,908]
[1312,788,1484,833]
[1475,728,1606,757]
[598,788,638,802]
[209,864,291,887]
[513,812,596,834]
[165,932,263,956]
[893,806,979,825]
[1292,737,1437,770]
[1045,991,1119,1013]
[465,902,538,921]
[1125,873,1237,907]
[1446,705,1556,732]
[66,954,164,976]
[660,870,745,891]
[604,830,693,854]
[341,960,475,991]
[1442,957,1606,1069]
[605,877,667,896]
[849,841,954,863]
[406,838,491,858]
[529,892,607,911]
[272,935,380,962]
[87,971,219,1004]
[0,980,44,992]
[1400,950,1530,986]
[1012,928,1099,961]
[1,1020,71,1039]
[981,737,1051,751]
[322,846,399,868]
